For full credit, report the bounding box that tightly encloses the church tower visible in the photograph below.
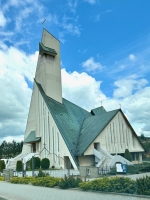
[35,29,62,103]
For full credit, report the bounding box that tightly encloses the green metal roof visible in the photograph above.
[75,110,119,156]
[24,131,41,143]
[35,80,91,167]
[34,80,128,166]
[39,42,57,56]
[91,106,106,115]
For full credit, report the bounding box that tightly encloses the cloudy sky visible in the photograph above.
[0,0,150,144]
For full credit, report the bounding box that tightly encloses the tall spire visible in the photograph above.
[35,29,62,103]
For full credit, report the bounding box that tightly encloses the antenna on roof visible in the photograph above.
[119,103,121,109]
[42,19,46,28]
[101,101,103,107]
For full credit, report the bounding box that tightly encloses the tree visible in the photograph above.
[41,158,50,170]
[30,157,41,169]
[124,149,132,162]
[16,160,22,171]
[0,160,6,172]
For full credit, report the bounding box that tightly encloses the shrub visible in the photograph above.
[108,167,116,175]
[136,176,150,195]
[0,176,4,181]
[124,149,132,162]
[139,163,150,172]
[10,177,35,184]
[16,160,22,171]
[58,175,82,189]
[32,176,61,187]
[41,158,50,170]
[127,165,139,174]
[37,169,46,177]
[30,157,41,170]
[79,176,136,194]
[0,160,5,172]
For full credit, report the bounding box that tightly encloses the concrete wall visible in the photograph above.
[23,83,78,170]
[79,166,99,178]
[78,155,95,166]
[84,111,144,160]
[35,29,62,103]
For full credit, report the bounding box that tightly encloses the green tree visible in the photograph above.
[30,157,41,169]
[41,158,50,170]
[0,160,6,172]
[16,160,22,171]
[124,149,132,162]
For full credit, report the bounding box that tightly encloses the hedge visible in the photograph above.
[0,176,4,181]
[58,175,82,189]
[79,176,136,194]
[10,176,61,187]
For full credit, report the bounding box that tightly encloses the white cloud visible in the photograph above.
[0,43,38,138]
[84,0,96,5]
[62,69,150,136]
[82,57,103,73]
[129,54,136,61]
[68,0,78,13]
[0,11,7,27]
[113,77,148,98]
[61,68,106,110]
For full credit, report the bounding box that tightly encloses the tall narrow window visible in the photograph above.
[122,123,125,143]
[48,113,50,151]
[57,132,59,152]
[52,127,54,162]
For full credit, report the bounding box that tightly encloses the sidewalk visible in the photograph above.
[0,181,149,200]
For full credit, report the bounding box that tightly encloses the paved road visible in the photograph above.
[0,182,149,200]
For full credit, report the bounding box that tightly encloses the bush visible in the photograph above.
[124,149,132,162]
[37,169,46,177]
[30,157,41,170]
[127,165,139,174]
[0,176,4,181]
[16,160,22,171]
[79,176,136,194]
[136,176,150,195]
[139,163,150,172]
[0,160,5,172]
[41,158,50,170]
[10,177,35,184]
[108,167,116,175]
[58,175,82,189]
[32,176,61,187]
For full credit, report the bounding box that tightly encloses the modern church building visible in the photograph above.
[7,29,144,170]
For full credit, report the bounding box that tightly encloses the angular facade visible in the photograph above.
[7,29,144,170]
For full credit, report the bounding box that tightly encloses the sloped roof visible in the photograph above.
[75,109,119,156]
[91,106,106,115]
[35,80,91,167]
[35,80,143,167]
[24,131,41,143]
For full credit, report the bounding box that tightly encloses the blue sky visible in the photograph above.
[0,0,150,143]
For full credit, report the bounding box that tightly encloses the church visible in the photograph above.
[7,29,144,170]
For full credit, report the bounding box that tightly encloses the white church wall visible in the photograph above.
[35,89,77,169]
[84,111,144,158]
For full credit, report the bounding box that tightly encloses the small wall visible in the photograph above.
[3,169,14,181]
[79,166,99,178]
